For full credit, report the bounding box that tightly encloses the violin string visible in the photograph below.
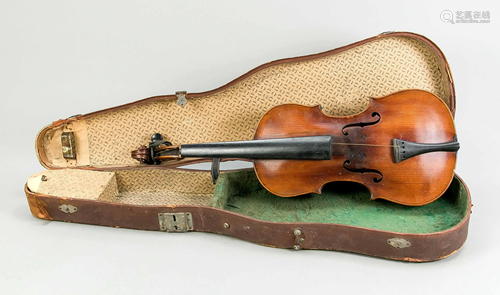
[331,143,400,148]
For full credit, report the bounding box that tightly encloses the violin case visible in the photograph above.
[25,32,471,262]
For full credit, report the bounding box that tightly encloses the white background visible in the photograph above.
[1,1,499,294]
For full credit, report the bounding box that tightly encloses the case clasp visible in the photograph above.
[158,212,193,232]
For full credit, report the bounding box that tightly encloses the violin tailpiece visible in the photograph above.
[392,137,460,163]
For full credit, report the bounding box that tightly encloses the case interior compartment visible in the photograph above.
[28,169,215,206]
[212,170,469,234]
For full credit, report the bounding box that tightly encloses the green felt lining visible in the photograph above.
[210,170,469,234]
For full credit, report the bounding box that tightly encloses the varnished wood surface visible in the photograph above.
[254,89,458,206]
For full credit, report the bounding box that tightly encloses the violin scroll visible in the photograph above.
[131,145,151,164]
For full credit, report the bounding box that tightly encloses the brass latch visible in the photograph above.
[61,132,76,159]
[158,212,193,232]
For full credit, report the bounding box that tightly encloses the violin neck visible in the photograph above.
[180,136,332,160]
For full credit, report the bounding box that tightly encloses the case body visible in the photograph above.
[25,32,471,261]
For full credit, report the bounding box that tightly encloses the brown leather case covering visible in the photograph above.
[25,32,471,261]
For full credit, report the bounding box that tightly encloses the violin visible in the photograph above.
[132,89,460,206]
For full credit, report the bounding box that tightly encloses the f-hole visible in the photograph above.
[343,160,383,183]
[342,112,381,135]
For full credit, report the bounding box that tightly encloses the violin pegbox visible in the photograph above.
[131,133,176,165]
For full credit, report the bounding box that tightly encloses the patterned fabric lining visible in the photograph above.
[114,169,214,205]
[84,36,451,167]
[33,169,214,206]
[36,169,118,201]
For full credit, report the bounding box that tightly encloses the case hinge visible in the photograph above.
[293,229,305,250]
[158,212,193,232]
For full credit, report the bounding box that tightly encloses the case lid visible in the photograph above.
[35,32,455,170]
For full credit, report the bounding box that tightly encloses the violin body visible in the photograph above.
[253,89,458,206]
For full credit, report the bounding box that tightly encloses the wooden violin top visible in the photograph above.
[253,89,458,206]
